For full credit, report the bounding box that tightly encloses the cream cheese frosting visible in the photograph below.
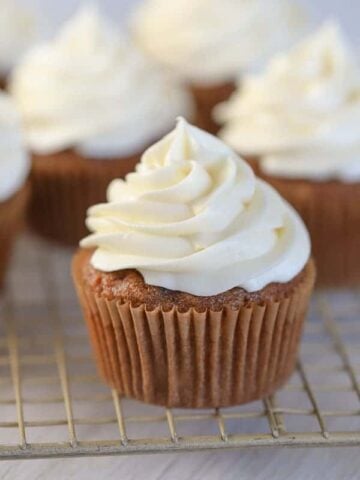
[0,92,29,202]
[0,0,38,75]
[81,118,310,296]
[132,0,307,85]
[10,5,193,158]
[216,22,360,182]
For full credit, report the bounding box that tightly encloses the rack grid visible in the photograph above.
[0,234,360,460]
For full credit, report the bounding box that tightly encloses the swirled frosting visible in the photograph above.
[132,0,306,85]
[0,0,38,75]
[81,118,310,296]
[0,92,29,202]
[216,22,360,182]
[10,5,193,158]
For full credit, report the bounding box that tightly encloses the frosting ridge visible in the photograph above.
[10,5,193,157]
[216,22,360,182]
[132,0,307,85]
[81,118,310,296]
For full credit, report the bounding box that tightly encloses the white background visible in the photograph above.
[3,1,360,479]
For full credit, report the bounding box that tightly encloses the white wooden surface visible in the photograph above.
[1,1,360,478]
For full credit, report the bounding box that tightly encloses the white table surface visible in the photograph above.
[3,1,360,478]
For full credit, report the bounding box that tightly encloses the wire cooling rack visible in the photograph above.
[0,235,360,460]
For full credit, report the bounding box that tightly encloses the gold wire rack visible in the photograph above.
[0,235,360,460]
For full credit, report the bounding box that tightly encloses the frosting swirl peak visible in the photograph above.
[81,119,310,296]
[132,0,307,85]
[10,5,193,157]
[216,22,360,182]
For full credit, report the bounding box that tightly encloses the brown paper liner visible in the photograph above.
[248,158,360,287]
[0,75,7,90]
[73,251,315,408]
[28,150,140,246]
[0,183,30,288]
[190,81,236,135]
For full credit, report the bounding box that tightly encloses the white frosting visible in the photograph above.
[0,0,38,75]
[10,5,193,158]
[81,119,310,296]
[0,92,29,202]
[216,22,360,182]
[132,0,307,85]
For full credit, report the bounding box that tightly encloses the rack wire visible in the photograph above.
[0,234,360,460]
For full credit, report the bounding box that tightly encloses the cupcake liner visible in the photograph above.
[249,158,360,287]
[28,151,140,246]
[0,183,30,288]
[0,75,7,90]
[73,255,315,408]
[190,81,235,134]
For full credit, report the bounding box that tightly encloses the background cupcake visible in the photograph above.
[0,92,30,288]
[216,22,360,287]
[132,0,307,134]
[73,119,315,408]
[10,4,194,246]
[0,0,39,88]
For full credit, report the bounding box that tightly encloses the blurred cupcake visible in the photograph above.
[0,92,30,288]
[216,22,360,287]
[0,0,38,88]
[132,0,306,134]
[73,118,315,408]
[10,5,193,246]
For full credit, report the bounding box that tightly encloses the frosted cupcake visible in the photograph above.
[0,0,38,88]
[216,22,360,287]
[10,5,193,245]
[132,0,306,134]
[0,92,30,287]
[73,118,315,408]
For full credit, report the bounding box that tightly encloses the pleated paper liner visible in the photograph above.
[0,75,7,90]
[248,158,360,287]
[0,183,30,288]
[28,150,140,246]
[73,253,315,408]
[190,81,235,135]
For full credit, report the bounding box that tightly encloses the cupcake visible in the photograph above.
[215,22,360,287]
[132,0,307,134]
[73,118,315,408]
[10,5,193,246]
[0,0,38,88]
[0,92,30,288]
